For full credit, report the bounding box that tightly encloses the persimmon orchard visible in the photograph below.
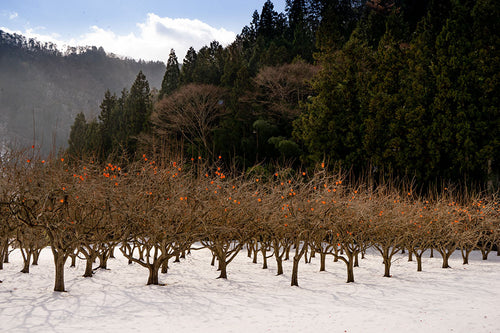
[0,151,499,291]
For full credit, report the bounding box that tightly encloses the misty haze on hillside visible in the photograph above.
[0,30,164,155]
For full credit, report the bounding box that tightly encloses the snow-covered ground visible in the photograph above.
[0,246,498,333]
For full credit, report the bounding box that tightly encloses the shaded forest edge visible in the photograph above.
[1,0,499,191]
[67,0,500,191]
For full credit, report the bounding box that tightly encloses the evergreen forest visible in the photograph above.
[31,0,500,190]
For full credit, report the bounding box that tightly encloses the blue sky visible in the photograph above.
[0,0,287,62]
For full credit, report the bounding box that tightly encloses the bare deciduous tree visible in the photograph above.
[252,60,319,121]
[152,84,226,159]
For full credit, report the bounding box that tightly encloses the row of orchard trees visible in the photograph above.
[0,151,499,291]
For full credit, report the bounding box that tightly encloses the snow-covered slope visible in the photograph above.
[0,247,498,333]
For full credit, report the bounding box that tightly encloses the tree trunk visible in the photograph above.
[416,254,423,272]
[53,253,66,292]
[70,253,77,267]
[0,239,6,270]
[276,257,283,275]
[252,245,258,264]
[161,259,168,274]
[346,258,354,283]
[98,253,108,269]
[291,256,300,286]
[442,253,451,268]
[174,252,180,263]
[430,248,434,258]
[461,248,471,265]
[109,246,115,259]
[32,249,41,265]
[408,251,413,262]
[354,252,359,267]
[20,251,31,273]
[320,252,326,272]
[147,265,160,285]
[83,258,94,277]
[481,249,489,260]
[211,254,216,266]
[3,242,9,263]
[383,258,391,277]
[218,260,227,279]
[285,246,290,261]
[261,247,268,269]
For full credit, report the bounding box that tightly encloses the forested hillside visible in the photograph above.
[68,0,498,190]
[0,30,165,153]
[2,0,498,190]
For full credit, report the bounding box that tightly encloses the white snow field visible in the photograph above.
[0,246,499,333]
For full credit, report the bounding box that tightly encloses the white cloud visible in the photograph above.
[9,12,18,20]
[2,13,236,63]
[0,26,63,45]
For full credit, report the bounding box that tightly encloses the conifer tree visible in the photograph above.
[431,1,479,182]
[68,112,88,158]
[159,49,180,99]
[180,47,198,85]
[259,0,279,42]
[192,41,225,85]
[286,0,315,61]
[396,3,449,184]
[363,29,407,176]
[471,0,500,189]
[124,71,152,155]
[293,33,374,168]
[98,90,117,159]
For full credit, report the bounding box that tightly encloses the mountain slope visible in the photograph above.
[0,30,165,154]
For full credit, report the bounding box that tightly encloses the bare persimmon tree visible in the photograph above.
[369,189,408,277]
[329,186,370,283]
[118,158,195,285]
[195,173,253,279]
[405,199,436,271]
[9,157,85,291]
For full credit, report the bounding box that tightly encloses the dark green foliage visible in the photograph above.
[98,90,117,159]
[294,33,374,169]
[123,71,153,155]
[68,113,89,158]
[68,71,152,161]
[67,113,100,159]
[192,41,225,85]
[294,0,498,189]
[180,47,198,85]
[63,0,498,190]
[314,0,361,50]
[159,49,180,99]
[363,32,406,176]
